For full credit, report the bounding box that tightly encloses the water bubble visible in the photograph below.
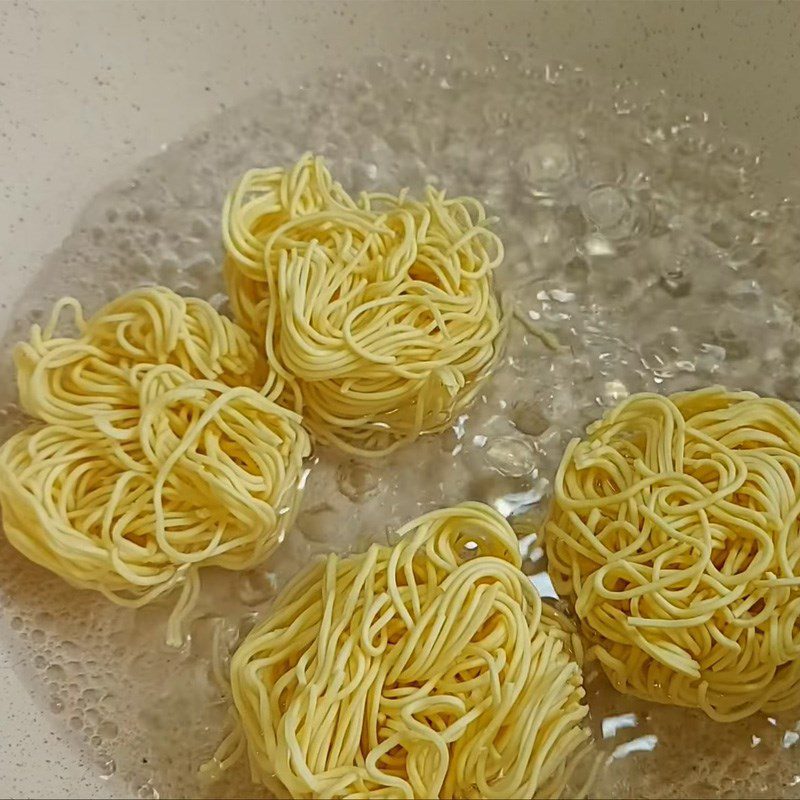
[525,209,561,247]
[337,461,380,502]
[583,233,616,257]
[97,720,119,740]
[484,436,537,477]
[82,687,101,704]
[236,569,278,607]
[494,479,550,517]
[85,707,101,727]
[97,757,117,780]
[727,279,762,308]
[712,325,749,361]
[600,379,630,406]
[548,288,576,304]
[45,663,66,682]
[297,502,339,544]
[659,266,692,298]
[520,141,575,194]
[695,343,726,375]
[582,185,632,237]
[559,204,588,240]
[511,402,550,436]
[729,241,766,270]
[60,640,79,658]
[707,219,734,249]
[136,782,160,800]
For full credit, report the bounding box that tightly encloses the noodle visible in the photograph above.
[205,502,592,799]
[545,387,800,721]
[223,154,506,456]
[0,288,310,645]
[14,286,267,436]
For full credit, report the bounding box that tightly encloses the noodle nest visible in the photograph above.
[546,387,800,721]
[223,153,506,456]
[14,285,267,434]
[0,289,309,644]
[209,502,592,799]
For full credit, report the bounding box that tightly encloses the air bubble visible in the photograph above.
[520,141,575,194]
[511,402,550,436]
[45,663,66,682]
[58,640,78,657]
[583,232,616,257]
[484,436,537,477]
[85,707,101,726]
[660,266,692,298]
[707,219,734,249]
[97,756,117,779]
[337,461,380,502]
[235,569,278,607]
[601,379,630,406]
[97,720,119,740]
[136,781,160,800]
[582,185,632,236]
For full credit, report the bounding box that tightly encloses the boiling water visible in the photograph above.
[2,49,800,799]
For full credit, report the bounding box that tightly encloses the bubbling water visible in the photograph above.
[2,50,800,799]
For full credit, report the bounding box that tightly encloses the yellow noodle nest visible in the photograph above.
[14,285,267,435]
[0,289,309,644]
[223,153,506,456]
[545,387,800,722]
[207,502,592,799]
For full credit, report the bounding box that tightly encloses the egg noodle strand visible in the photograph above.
[204,502,592,799]
[223,154,506,456]
[13,285,268,436]
[0,288,309,645]
[546,387,800,721]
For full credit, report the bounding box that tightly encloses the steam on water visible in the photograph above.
[1,51,800,799]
